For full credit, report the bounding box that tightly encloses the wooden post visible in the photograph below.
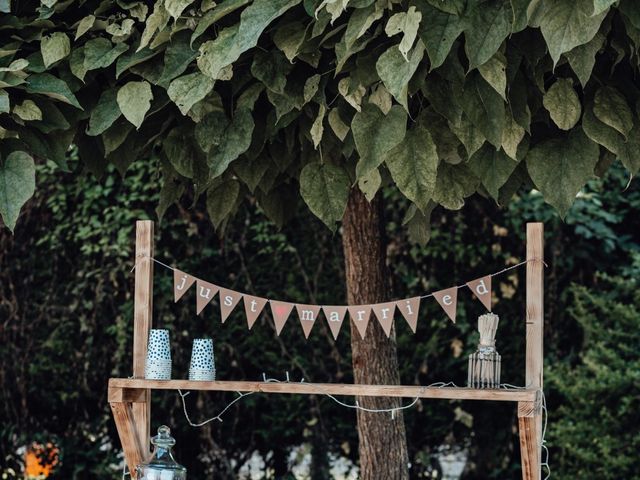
[518,222,544,480]
[132,220,154,458]
[111,400,146,476]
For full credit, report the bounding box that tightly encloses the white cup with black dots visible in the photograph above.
[145,329,172,380]
[189,338,215,381]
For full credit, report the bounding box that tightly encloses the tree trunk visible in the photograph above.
[342,188,409,480]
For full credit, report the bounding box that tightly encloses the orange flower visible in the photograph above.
[24,442,59,479]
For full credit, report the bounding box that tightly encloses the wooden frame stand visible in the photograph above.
[109,221,544,479]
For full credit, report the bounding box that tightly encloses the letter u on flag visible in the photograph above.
[432,287,458,323]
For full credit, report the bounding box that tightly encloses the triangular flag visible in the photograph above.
[466,275,492,311]
[396,296,421,333]
[243,295,268,329]
[295,304,321,339]
[372,302,397,337]
[219,288,243,323]
[347,305,372,339]
[270,300,295,335]
[433,287,458,323]
[196,280,219,315]
[322,306,348,340]
[174,269,196,302]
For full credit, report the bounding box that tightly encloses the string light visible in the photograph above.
[175,373,550,476]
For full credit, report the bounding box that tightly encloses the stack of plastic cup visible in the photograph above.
[188,338,215,381]
[145,329,172,380]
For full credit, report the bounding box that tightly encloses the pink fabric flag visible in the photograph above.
[270,300,295,335]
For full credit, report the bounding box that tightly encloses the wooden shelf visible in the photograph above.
[109,378,537,402]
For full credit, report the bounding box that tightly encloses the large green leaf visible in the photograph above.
[84,38,128,71]
[251,50,293,94]
[386,122,439,212]
[197,0,300,79]
[582,102,640,175]
[593,86,634,138]
[464,0,512,70]
[384,6,422,60]
[461,73,505,148]
[343,4,384,51]
[526,128,599,217]
[564,33,605,87]
[592,0,617,15]
[416,2,465,70]
[87,89,121,136]
[75,15,96,40]
[191,0,252,46]
[0,151,35,232]
[376,41,425,110]
[158,32,199,86]
[352,104,407,179]
[539,0,607,66]
[13,100,42,121]
[432,162,479,210]
[208,109,255,177]
[299,161,351,230]
[41,32,70,68]
[0,90,9,113]
[163,127,208,180]
[543,78,581,130]
[206,179,241,229]
[165,0,196,19]
[138,3,169,51]
[468,144,518,200]
[117,81,153,129]
[478,51,507,101]
[26,73,82,109]
[167,72,214,115]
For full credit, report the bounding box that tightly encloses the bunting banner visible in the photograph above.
[159,256,536,340]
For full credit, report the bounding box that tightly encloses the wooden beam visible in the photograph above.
[108,386,148,403]
[520,222,544,480]
[519,416,541,480]
[108,378,537,402]
[111,402,145,478]
[132,220,154,454]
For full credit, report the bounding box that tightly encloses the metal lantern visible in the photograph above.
[136,426,187,480]
[468,313,501,389]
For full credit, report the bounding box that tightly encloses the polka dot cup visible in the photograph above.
[188,338,215,381]
[145,329,172,380]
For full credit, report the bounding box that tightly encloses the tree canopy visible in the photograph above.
[1,0,639,232]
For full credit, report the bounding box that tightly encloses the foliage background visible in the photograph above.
[0,158,638,479]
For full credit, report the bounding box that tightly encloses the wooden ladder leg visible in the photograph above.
[521,222,544,480]
[518,401,542,480]
[111,400,145,478]
[132,221,154,454]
